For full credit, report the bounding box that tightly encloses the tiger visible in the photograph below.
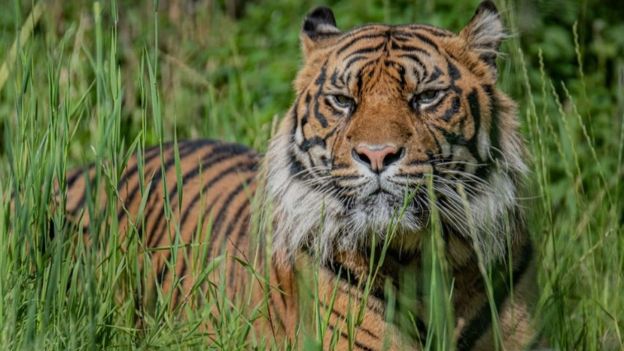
[58,1,542,350]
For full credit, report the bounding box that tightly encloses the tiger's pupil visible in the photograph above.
[420,90,437,101]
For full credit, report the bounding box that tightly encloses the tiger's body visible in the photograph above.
[60,2,542,350]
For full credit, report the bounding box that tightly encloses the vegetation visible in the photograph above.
[0,0,622,349]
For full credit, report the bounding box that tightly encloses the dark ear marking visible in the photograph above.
[300,7,341,58]
[475,0,498,15]
[303,7,339,39]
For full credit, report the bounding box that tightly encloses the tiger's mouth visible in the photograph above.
[367,188,393,197]
[342,177,430,234]
[360,177,401,197]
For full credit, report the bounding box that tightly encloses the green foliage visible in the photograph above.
[0,0,622,349]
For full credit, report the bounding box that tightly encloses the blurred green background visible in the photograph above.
[0,0,622,349]
[2,0,623,156]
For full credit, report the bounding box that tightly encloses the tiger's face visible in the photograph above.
[267,2,526,262]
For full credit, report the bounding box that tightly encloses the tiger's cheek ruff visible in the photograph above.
[265,129,347,263]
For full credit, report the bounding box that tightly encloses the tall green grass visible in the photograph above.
[0,0,622,349]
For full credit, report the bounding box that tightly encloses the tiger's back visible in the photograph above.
[64,140,262,308]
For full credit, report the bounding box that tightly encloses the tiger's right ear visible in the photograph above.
[301,7,341,58]
[460,1,506,76]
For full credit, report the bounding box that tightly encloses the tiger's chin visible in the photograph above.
[344,191,428,253]
[268,175,428,263]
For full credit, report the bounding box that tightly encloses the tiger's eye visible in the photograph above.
[419,90,438,102]
[334,95,354,108]
[329,94,356,113]
[410,90,443,109]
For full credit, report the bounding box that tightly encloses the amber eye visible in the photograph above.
[327,94,356,114]
[410,90,445,109]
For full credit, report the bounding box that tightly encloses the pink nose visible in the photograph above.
[352,144,404,173]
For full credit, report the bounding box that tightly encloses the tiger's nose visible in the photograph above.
[352,144,405,173]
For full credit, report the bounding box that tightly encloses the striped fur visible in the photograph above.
[59,2,541,350]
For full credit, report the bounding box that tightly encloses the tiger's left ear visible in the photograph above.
[301,7,341,58]
[460,1,506,76]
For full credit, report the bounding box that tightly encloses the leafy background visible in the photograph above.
[0,0,622,349]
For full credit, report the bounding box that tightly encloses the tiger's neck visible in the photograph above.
[299,220,531,310]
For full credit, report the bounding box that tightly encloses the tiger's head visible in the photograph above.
[265,1,526,263]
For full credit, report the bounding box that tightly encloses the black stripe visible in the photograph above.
[288,147,306,178]
[134,176,159,239]
[261,264,287,332]
[483,84,501,160]
[318,300,381,341]
[302,93,311,122]
[66,166,91,188]
[148,144,254,246]
[157,168,255,291]
[115,142,191,222]
[342,25,386,38]
[116,141,203,224]
[152,159,257,249]
[424,125,444,157]
[355,59,379,80]
[441,96,461,122]
[406,25,453,38]
[313,65,329,128]
[383,60,406,87]
[227,212,252,291]
[391,41,431,56]
[299,136,326,152]
[345,42,386,58]
[111,139,207,220]
[413,33,439,50]
[323,260,386,302]
[174,174,255,290]
[336,33,387,56]
[329,69,340,88]
[424,66,442,84]
[465,89,489,177]
[166,144,253,204]
[446,58,461,81]
[208,187,252,256]
[68,169,96,215]
[116,142,174,192]
[479,53,497,69]
[432,125,469,150]
[432,120,487,177]
[466,89,481,142]
[187,162,256,240]
[157,196,221,296]
[398,54,428,83]
[344,55,368,72]
[356,72,364,95]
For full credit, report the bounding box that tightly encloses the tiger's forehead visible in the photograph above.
[331,23,454,57]
[324,24,457,93]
